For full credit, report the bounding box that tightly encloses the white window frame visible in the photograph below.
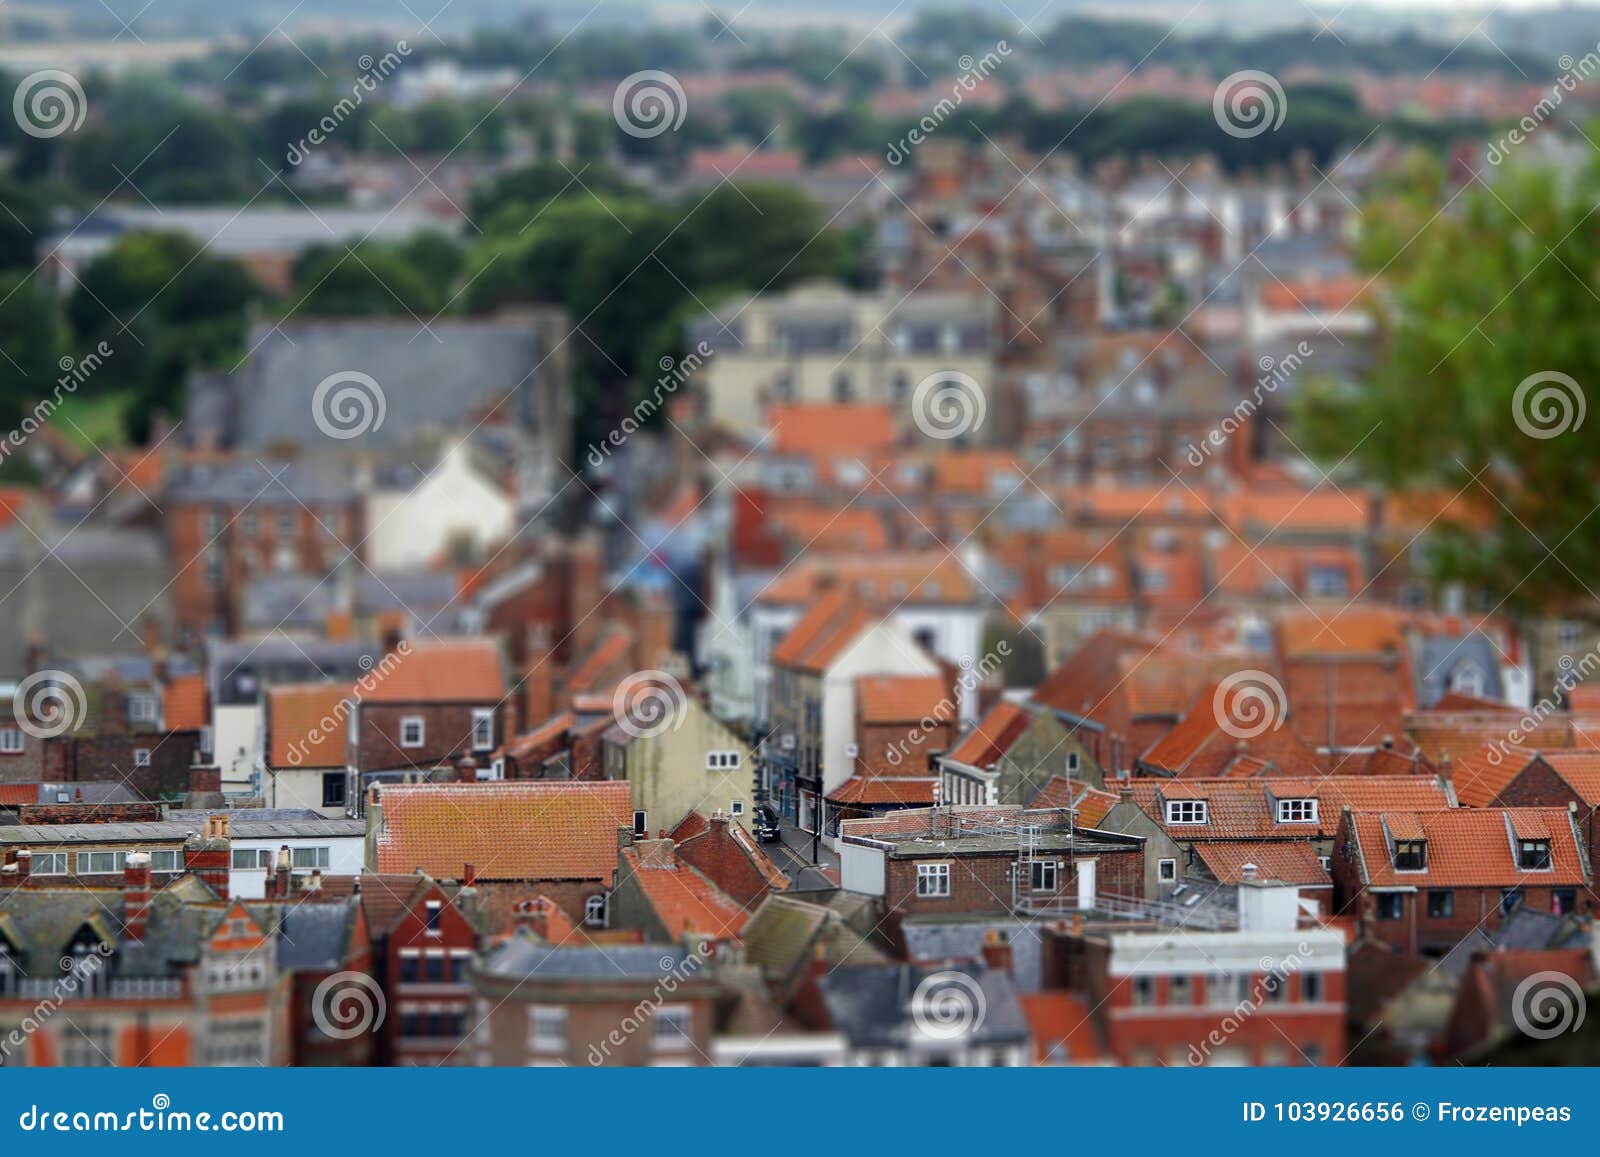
[1029,859,1058,893]
[133,748,151,768]
[633,811,648,837]
[128,694,160,724]
[527,1005,567,1053]
[150,849,181,872]
[1275,798,1318,824]
[0,727,22,754]
[730,799,745,817]
[706,750,742,771]
[471,708,495,753]
[652,1005,692,1052]
[1165,800,1208,825]
[916,862,951,898]
[32,852,69,875]
[584,895,608,928]
[1158,858,1177,882]
[400,716,426,749]
[76,851,127,874]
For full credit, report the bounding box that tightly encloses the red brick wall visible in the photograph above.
[353,702,502,773]
[885,845,1145,923]
[856,720,953,777]
[18,801,162,824]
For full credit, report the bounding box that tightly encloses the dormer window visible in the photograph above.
[1518,840,1551,870]
[1393,839,1427,871]
[1166,800,1208,825]
[1276,798,1318,824]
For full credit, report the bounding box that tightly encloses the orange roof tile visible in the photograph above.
[1540,751,1600,803]
[770,588,879,674]
[1031,777,1118,827]
[1127,776,1453,840]
[756,553,976,607]
[162,674,208,732]
[566,630,633,695]
[360,639,505,703]
[1350,808,1586,888]
[375,782,633,880]
[769,403,896,458]
[1192,841,1331,887]
[1019,991,1107,1064]
[827,777,939,805]
[623,844,749,939]
[266,684,348,768]
[856,675,954,724]
[945,701,1032,768]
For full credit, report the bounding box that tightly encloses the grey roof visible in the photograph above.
[215,314,567,451]
[1413,633,1506,708]
[0,522,171,675]
[165,459,357,506]
[0,816,362,845]
[206,637,380,707]
[901,920,1046,993]
[276,899,358,971]
[240,572,339,631]
[816,961,1029,1049]
[353,570,459,619]
[478,934,689,981]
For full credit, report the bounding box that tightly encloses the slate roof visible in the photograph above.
[223,315,566,451]
[477,932,691,980]
[816,961,1029,1049]
[276,898,360,970]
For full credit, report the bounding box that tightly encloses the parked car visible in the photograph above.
[754,803,782,843]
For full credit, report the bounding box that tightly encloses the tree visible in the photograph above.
[1295,159,1600,613]
[289,244,443,318]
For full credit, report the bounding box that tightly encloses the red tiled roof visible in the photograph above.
[769,403,896,458]
[1541,751,1600,803]
[360,639,505,703]
[623,843,749,940]
[1139,680,1321,777]
[756,553,976,607]
[375,782,633,880]
[770,588,878,674]
[1192,841,1331,887]
[266,684,348,769]
[826,777,939,806]
[1019,991,1107,1064]
[945,701,1032,768]
[162,674,208,732]
[566,631,633,695]
[1350,808,1587,888]
[1127,776,1453,840]
[856,675,954,724]
[1031,777,1118,827]
[0,784,35,806]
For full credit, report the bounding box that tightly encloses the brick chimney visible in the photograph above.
[270,845,291,899]
[184,825,230,900]
[13,849,31,884]
[463,863,478,887]
[124,852,152,941]
[456,755,477,783]
[981,928,1013,976]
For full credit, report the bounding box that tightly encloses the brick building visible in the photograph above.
[347,639,508,775]
[1333,806,1595,955]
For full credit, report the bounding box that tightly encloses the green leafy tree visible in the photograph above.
[1295,160,1600,612]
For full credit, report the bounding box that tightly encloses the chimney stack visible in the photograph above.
[463,862,478,887]
[456,756,477,783]
[13,849,31,884]
[124,852,152,941]
[272,845,291,898]
[980,928,1014,976]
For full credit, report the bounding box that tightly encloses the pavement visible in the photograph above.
[766,819,840,890]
